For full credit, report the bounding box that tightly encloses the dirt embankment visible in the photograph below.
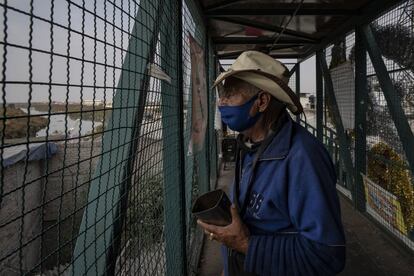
[0,105,48,139]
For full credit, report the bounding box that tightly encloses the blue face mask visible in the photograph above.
[218,94,262,132]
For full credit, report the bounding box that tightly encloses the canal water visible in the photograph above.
[22,108,102,138]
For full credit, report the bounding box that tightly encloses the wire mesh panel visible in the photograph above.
[300,0,414,250]
[182,0,205,235]
[314,39,357,202]
[181,1,215,273]
[321,32,356,194]
[363,0,414,249]
[0,0,130,273]
[0,0,215,275]
[285,63,296,91]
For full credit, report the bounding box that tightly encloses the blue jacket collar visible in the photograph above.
[258,112,293,161]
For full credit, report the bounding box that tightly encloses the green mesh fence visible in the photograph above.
[364,0,414,249]
[298,0,414,251]
[181,0,215,273]
[322,31,356,194]
[207,38,218,191]
[0,0,217,275]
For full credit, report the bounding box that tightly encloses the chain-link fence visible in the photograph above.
[0,0,217,275]
[321,31,356,195]
[364,0,414,249]
[299,0,414,251]
[2,0,413,274]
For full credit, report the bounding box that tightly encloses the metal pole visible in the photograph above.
[295,62,301,123]
[206,29,211,187]
[161,0,187,274]
[316,51,324,142]
[354,26,368,212]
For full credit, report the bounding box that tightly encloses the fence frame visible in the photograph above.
[160,0,189,275]
[354,26,368,212]
[295,63,301,123]
[316,51,324,142]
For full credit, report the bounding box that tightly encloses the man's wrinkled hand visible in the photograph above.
[197,204,250,254]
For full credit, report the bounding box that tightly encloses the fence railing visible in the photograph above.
[298,0,414,252]
[0,0,217,275]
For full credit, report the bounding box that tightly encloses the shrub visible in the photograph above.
[367,142,414,231]
[126,174,164,247]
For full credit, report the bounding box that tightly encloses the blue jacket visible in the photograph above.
[222,113,346,276]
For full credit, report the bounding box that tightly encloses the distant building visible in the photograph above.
[83,100,112,107]
[308,95,315,109]
[298,92,315,110]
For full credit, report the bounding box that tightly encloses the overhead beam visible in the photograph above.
[206,3,359,17]
[207,9,355,16]
[212,37,312,45]
[217,46,300,59]
[213,17,317,42]
[218,52,300,60]
[269,44,303,51]
[216,49,263,59]
[205,0,246,12]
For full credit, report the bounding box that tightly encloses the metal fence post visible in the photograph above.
[317,53,355,200]
[71,1,162,275]
[354,26,368,212]
[206,34,217,191]
[205,30,211,193]
[160,0,187,275]
[295,62,301,123]
[361,24,414,178]
[316,51,324,142]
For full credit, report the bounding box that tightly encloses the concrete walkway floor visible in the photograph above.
[197,167,414,276]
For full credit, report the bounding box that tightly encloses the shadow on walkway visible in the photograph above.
[197,166,414,276]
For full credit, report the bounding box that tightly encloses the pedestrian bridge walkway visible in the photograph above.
[0,0,413,275]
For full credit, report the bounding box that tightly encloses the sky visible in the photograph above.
[294,55,316,94]
[0,0,133,103]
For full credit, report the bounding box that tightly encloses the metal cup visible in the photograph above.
[192,189,232,226]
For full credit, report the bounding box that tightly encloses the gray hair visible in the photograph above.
[222,76,261,98]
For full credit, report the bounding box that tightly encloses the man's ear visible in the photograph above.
[257,92,271,112]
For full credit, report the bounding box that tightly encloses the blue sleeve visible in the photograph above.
[221,245,229,276]
[244,144,346,276]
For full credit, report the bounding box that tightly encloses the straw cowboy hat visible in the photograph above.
[213,51,303,115]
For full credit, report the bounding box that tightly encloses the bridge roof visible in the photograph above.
[197,0,403,60]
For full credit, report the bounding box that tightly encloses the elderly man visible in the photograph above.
[197,51,346,276]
